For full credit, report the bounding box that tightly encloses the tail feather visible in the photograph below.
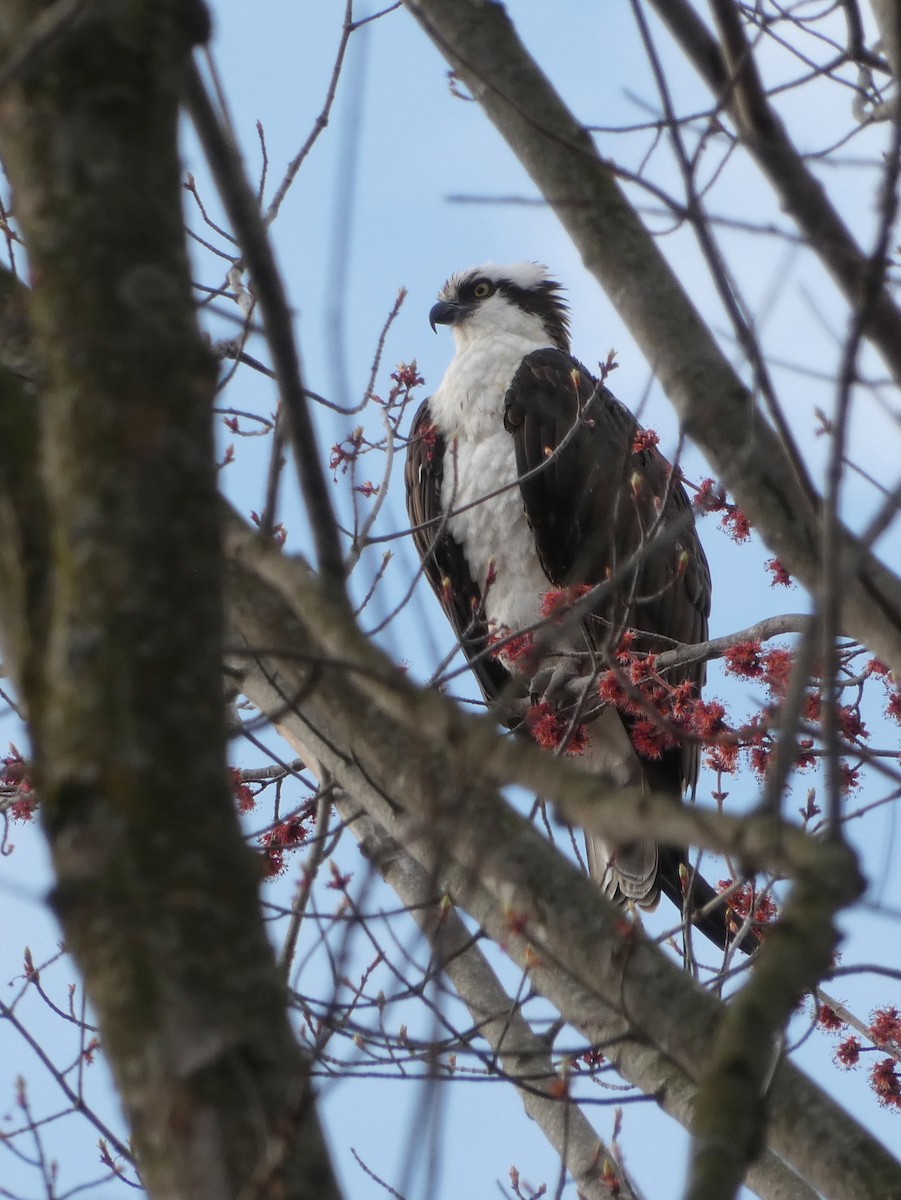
[586,835,759,955]
[657,847,760,956]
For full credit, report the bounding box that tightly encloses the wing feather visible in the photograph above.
[404,399,510,703]
[504,348,711,796]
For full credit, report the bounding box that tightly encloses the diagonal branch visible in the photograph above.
[222,515,848,879]
[223,509,900,1200]
[351,812,642,1200]
[652,0,901,383]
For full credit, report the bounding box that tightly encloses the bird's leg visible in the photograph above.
[507,655,574,726]
[528,650,603,724]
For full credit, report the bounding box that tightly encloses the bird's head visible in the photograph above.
[429,262,570,352]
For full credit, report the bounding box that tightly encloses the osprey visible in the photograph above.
[405,262,739,950]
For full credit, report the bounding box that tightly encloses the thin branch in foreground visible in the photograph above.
[185,60,347,591]
[0,999,134,1165]
[351,812,643,1200]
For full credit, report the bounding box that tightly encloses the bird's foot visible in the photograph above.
[529,655,602,723]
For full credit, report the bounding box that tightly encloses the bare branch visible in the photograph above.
[224,508,901,1200]
[352,813,641,1200]
[185,61,347,592]
[653,0,901,381]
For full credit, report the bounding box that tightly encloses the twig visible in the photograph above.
[0,999,134,1163]
[185,62,347,591]
[280,786,334,977]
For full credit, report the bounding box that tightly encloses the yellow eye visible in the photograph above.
[473,280,493,298]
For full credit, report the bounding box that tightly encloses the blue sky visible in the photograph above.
[3,4,901,1199]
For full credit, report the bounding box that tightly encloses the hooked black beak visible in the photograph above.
[429,299,465,332]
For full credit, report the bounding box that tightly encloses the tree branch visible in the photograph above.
[224,510,901,1200]
[352,813,641,1200]
[185,60,347,594]
[652,0,901,382]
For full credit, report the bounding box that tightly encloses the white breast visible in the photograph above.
[429,333,551,639]
[429,331,644,792]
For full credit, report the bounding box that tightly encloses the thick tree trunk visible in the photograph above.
[0,5,340,1198]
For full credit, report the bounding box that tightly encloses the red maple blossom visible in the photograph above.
[526,701,588,755]
[835,1037,862,1067]
[869,1006,901,1049]
[765,557,793,587]
[870,1058,901,1109]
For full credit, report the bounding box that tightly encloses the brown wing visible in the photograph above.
[404,398,511,703]
[503,347,711,797]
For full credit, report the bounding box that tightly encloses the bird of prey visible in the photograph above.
[405,262,744,951]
